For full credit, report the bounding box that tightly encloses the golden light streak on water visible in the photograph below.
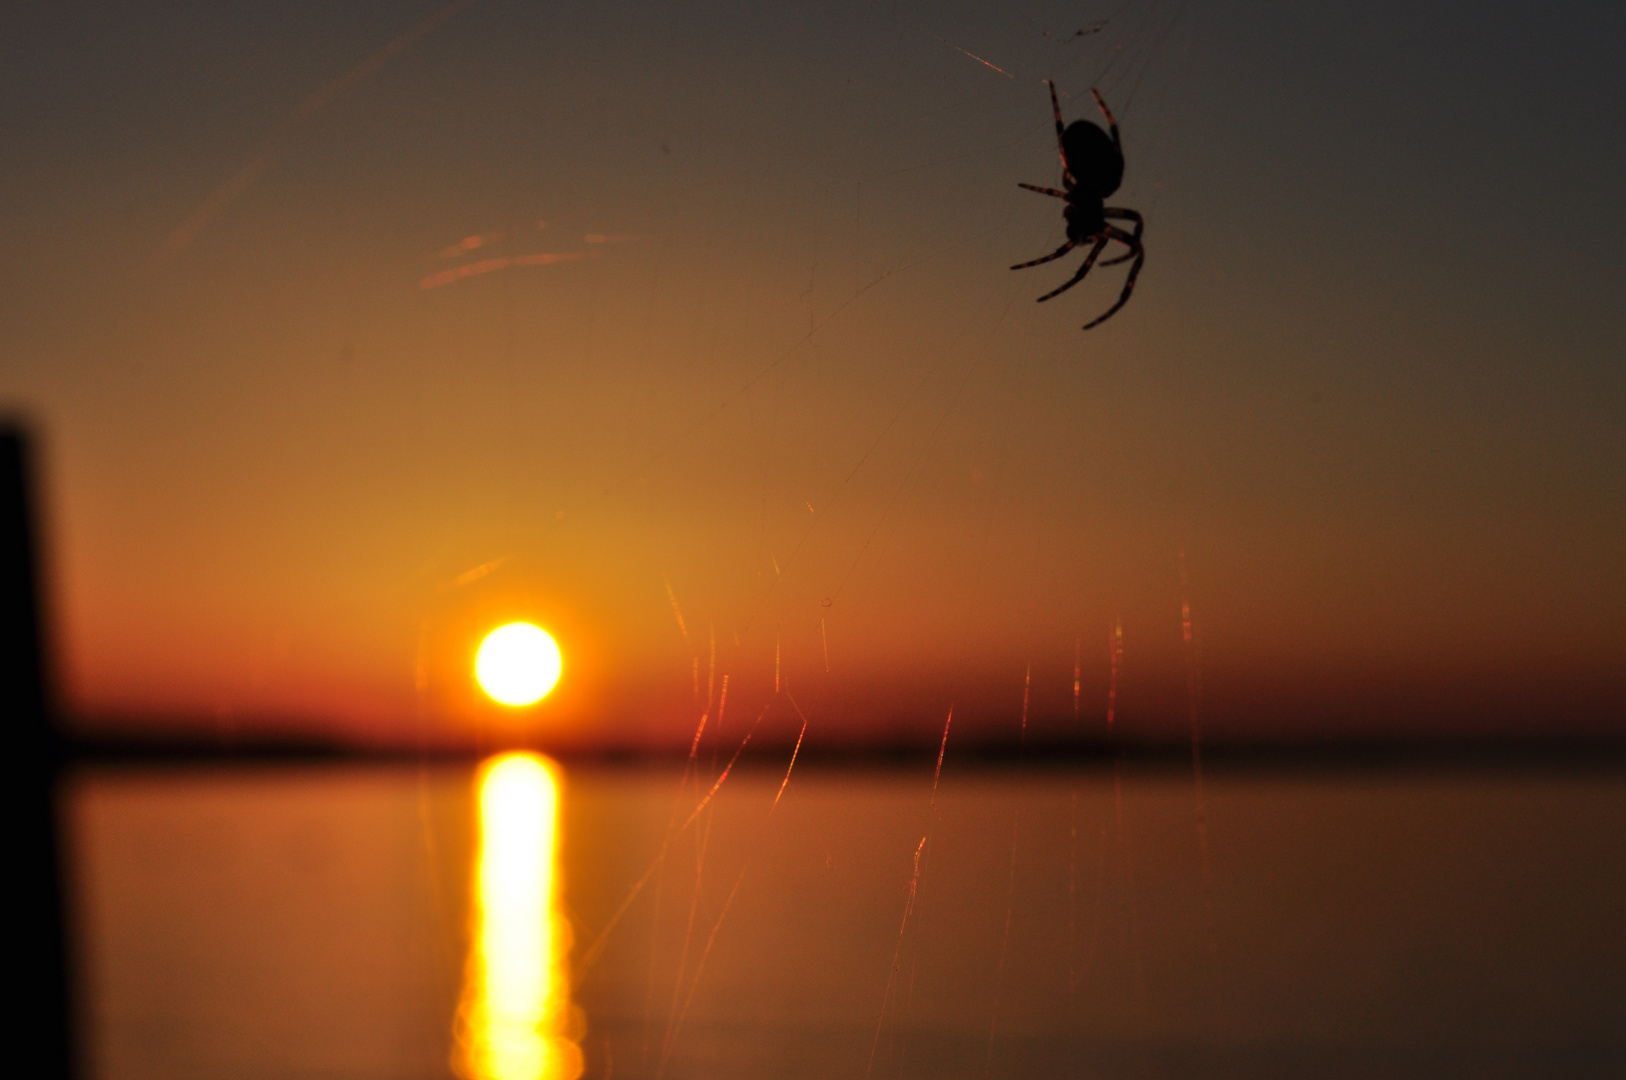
[456,754,583,1080]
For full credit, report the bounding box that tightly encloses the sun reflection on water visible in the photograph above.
[456,753,583,1080]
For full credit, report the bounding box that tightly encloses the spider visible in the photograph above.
[1012,81,1145,329]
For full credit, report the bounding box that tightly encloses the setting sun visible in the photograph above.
[475,623,563,707]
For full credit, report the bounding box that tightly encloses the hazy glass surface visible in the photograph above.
[69,760,1626,1079]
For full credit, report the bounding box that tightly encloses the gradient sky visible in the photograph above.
[3,0,1622,747]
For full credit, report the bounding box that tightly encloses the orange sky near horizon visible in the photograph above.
[4,0,1622,748]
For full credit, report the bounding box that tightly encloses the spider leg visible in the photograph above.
[1100,208,1143,265]
[1045,80,1076,187]
[1083,226,1144,329]
[1018,183,1069,198]
[1103,207,1142,232]
[1091,87,1121,150]
[1035,235,1110,303]
[1010,240,1076,271]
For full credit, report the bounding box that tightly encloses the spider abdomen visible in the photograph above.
[1063,121,1123,198]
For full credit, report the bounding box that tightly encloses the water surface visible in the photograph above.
[70,758,1626,1078]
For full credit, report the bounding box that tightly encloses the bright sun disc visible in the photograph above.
[476,623,563,707]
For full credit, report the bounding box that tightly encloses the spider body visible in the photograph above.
[1062,197,1107,244]
[1062,120,1122,200]
[1013,82,1145,329]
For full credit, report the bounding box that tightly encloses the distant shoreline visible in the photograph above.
[56,728,1626,776]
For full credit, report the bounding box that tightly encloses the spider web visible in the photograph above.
[79,0,1212,1075]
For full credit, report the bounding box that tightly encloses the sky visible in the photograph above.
[2,0,1622,749]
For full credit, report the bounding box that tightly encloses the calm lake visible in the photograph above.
[68,757,1626,1079]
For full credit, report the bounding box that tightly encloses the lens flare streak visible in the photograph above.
[421,252,597,291]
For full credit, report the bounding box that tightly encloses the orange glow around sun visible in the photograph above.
[475,623,563,707]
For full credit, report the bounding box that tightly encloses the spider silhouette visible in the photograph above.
[1012,81,1145,329]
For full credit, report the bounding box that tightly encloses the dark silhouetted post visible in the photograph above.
[3,426,73,1078]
